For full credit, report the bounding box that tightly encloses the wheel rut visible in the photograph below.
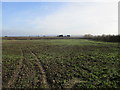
[28,48,50,88]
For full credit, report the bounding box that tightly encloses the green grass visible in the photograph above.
[2,39,120,88]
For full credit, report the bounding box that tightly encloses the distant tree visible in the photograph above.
[84,34,119,42]
[5,36,8,37]
[84,34,93,39]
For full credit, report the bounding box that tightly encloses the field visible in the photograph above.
[2,39,120,89]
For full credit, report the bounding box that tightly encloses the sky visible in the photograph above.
[2,1,118,36]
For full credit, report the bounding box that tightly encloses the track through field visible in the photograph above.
[28,48,50,88]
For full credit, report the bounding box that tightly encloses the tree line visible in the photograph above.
[83,34,120,42]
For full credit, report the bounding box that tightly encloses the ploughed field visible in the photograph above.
[2,39,120,88]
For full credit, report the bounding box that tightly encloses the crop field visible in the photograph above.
[2,39,120,89]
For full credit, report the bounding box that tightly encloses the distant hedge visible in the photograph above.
[83,34,120,42]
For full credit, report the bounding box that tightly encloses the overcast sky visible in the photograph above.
[2,1,118,36]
